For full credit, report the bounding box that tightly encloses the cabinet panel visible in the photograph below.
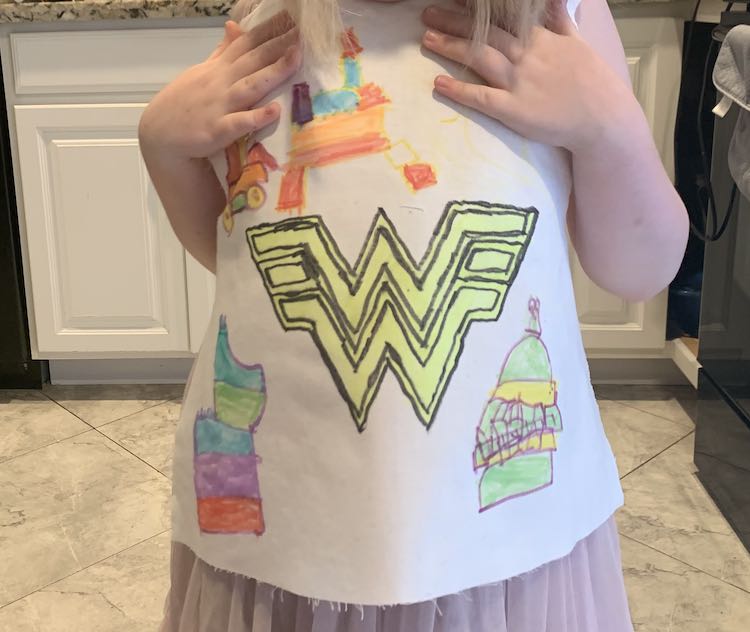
[572,249,668,351]
[617,17,683,182]
[11,29,222,95]
[15,104,190,355]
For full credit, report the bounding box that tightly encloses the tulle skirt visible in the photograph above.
[162,515,633,632]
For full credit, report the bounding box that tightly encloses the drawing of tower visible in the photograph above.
[474,298,563,512]
[194,316,267,534]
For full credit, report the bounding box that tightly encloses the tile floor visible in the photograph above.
[1,384,749,631]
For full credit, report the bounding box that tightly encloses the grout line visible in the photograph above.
[0,528,172,612]
[38,390,97,430]
[39,386,182,429]
[96,399,179,430]
[619,430,695,480]
[93,426,172,480]
[0,394,176,468]
[41,391,95,430]
[0,428,93,467]
[609,398,696,428]
[619,533,750,596]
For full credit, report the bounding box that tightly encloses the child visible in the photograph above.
[139,0,688,630]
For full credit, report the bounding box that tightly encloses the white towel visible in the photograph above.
[713,25,750,200]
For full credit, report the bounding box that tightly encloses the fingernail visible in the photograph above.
[435,75,450,90]
[424,30,439,43]
[264,104,278,117]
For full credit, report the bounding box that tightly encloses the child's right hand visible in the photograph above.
[139,12,301,161]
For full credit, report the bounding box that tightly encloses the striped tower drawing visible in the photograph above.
[194,316,267,535]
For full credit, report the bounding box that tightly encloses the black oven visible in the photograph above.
[0,61,43,387]
[693,14,750,551]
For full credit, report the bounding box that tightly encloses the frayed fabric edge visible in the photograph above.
[167,510,617,612]
[168,540,546,616]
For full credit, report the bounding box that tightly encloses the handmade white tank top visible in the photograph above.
[171,0,623,606]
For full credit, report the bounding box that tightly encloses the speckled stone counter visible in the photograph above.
[0,0,233,23]
[0,0,679,24]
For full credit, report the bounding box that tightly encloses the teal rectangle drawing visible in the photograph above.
[195,413,254,456]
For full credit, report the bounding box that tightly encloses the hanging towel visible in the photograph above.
[713,25,750,200]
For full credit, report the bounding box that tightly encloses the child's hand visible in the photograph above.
[139,12,301,161]
[420,1,638,153]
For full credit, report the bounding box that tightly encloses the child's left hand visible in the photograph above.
[420,0,639,153]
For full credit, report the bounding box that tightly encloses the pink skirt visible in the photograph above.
[162,516,633,632]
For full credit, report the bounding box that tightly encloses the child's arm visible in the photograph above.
[422,0,689,302]
[566,0,688,302]
[139,15,300,273]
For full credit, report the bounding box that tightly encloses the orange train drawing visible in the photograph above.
[222,138,280,235]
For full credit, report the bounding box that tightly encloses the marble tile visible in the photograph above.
[43,384,184,427]
[0,531,170,632]
[99,400,181,477]
[621,535,750,632]
[619,434,750,593]
[0,432,170,607]
[595,384,698,429]
[599,400,692,478]
[0,391,89,463]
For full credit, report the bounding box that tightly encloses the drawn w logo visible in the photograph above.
[246,201,537,431]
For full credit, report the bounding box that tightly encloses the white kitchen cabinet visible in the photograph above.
[3,14,684,370]
[14,103,191,355]
[5,26,222,359]
[571,17,682,353]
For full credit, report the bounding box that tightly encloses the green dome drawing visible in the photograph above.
[499,336,552,383]
[474,298,563,512]
[497,300,551,384]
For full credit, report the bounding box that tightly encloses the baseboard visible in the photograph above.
[668,338,701,388]
[49,358,194,385]
[49,356,689,387]
[588,357,691,386]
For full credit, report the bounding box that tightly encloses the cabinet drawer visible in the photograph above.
[11,28,223,95]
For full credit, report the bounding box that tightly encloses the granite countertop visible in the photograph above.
[0,0,233,23]
[0,0,677,25]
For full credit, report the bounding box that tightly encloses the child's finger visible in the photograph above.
[422,6,522,63]
[230,28,300,83]
[228,46,301,111]
[223,10,295,63]
[434,75,514,124]
[422,6,472,39]
[423,30,512,90]
[209,21,243,60]
[545,0,578,37]
[216,103,281,147]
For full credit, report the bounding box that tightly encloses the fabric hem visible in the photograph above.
[170,500,622,609]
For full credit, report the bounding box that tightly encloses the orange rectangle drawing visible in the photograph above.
[197,497,265,535]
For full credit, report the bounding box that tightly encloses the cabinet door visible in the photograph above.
[15,103,190,356]
[572,17,681,352]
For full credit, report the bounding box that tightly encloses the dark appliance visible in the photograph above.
[694,10,750,552]
[0,63,43,388]
[669,20,718,338]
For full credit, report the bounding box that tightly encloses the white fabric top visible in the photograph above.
[171,0,623,606]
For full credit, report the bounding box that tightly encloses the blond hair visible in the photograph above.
[231,0,548,60]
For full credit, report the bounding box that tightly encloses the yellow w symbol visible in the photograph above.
[246,201,537,430]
